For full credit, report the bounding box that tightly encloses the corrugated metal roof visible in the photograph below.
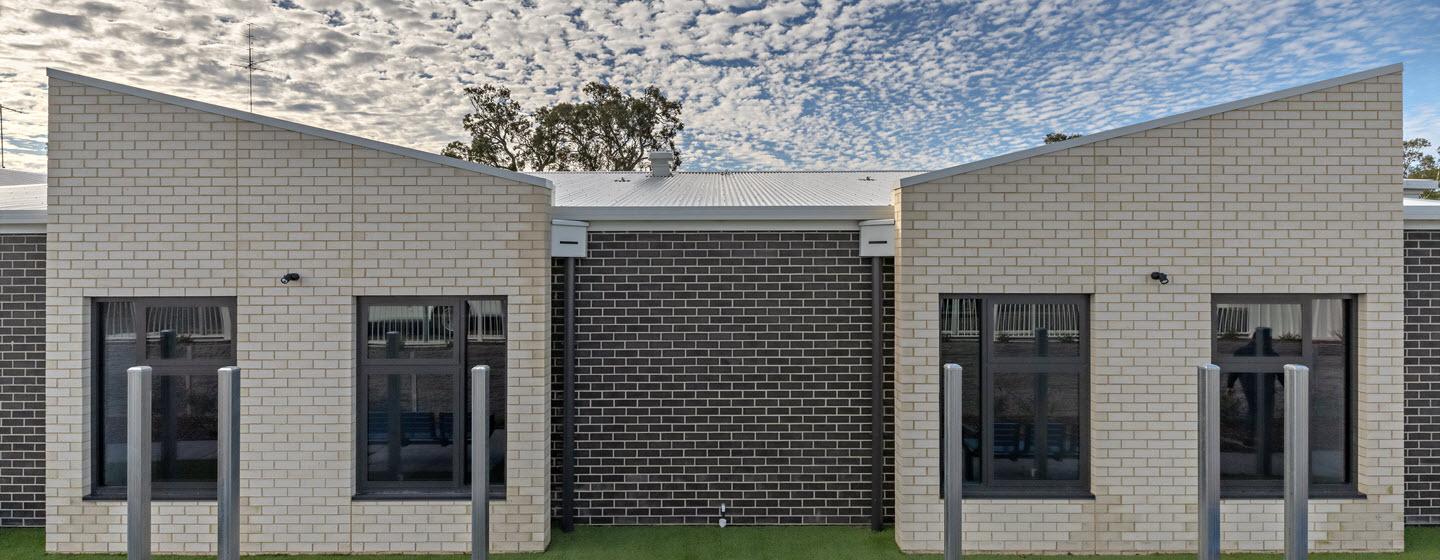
[540,170,911,208]
[0,184,45,211]
[1405,178,1438,197]
[0,169,45,186]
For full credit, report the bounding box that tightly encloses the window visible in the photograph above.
[1212,295,1354,496]
[93,298,236,499]
[939,295,1089,496]
[356,297,506,498]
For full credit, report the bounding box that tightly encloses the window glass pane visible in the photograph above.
[993,302,1081,358]
[152,374,218,483]
[365,373,457,482]
[1044,371,1082,481]
[1311,298,1348,484]
[99,301,135,487]
[465,299,507,489]
[1219,370,1284,480]
[145,304,234,360]
[939,297,981,483]
[992,371,1037,480]
[365,305,455,360]
[1214,303,1302,357]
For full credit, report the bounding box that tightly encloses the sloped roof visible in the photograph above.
[0,168,45,186]
[539,170,911,220]
[46,69,551,189]
[900,63,1404,187]
[0,183,46,228]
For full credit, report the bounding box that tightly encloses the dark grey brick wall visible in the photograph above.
[1407,229,1440,525]
[550,231,894,525]
[0,233,45,526]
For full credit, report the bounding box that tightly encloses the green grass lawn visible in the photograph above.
[3,526,1439,560]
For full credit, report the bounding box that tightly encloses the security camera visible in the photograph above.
[280,272,301,284]
[1149,271,1169,285]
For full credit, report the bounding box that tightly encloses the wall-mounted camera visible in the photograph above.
[1149,271,1170,285]
[279,272,301,285]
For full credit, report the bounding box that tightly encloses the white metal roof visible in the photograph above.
[1404,178,1439,197]
[1405,197,1440,228]
[0,169,45,186]
[900,63,1405,187]
[46,69,552,189]
[539,170,911,221]
[0,183,46,231]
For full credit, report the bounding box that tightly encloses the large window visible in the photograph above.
[356,297,507,498]
[93,298,236,499]
[939,295,1089,496]
[1212,295,1354,496]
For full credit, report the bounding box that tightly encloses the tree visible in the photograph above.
[443,81,683,172]
[1406,138,1440,180]
[1044,132,1082,144]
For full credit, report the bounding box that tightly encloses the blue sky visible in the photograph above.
[1,0,1438,173]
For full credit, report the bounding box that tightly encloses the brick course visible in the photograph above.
[0,233,44,527]
[549,231,894,525]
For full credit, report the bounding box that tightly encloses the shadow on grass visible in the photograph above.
[3,525,1437,560]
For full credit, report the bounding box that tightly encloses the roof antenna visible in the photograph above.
[231,23,272,112]
[0,102,25,169]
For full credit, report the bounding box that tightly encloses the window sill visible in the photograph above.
[353,490,505,502]
[85,492,216,502]
[956,489,1095,501]
[1222,488,1366,501]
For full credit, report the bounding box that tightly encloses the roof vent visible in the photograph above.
[648,150,674,177]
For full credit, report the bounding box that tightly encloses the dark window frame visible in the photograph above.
[354,296,507,500]
[90,296,237,501]
[940,294,1092,499]
[1211,294,1358,499]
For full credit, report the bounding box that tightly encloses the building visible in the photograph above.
[0,63,1429,553]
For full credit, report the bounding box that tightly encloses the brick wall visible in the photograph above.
[0,233,44,527]
[46,76,551,554]
[1406,229,1440,524]
[549,231,894,525]
[895,70,1404,553]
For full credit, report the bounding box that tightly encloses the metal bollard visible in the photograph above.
[218,367,241,560]
[127,366,153,560]
[1197,364,1221,560]
[1284,364,1310,560]
[943,363,963,560]
[472,365,490,560]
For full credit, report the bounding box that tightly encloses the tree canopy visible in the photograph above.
[1044,132,1082,144]
[1407,138,1440,180]
[443,82,683,173]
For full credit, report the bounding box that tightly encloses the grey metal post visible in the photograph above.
[127,366,152,560]
[943,363,963,560]
[218,367,241,560]
[472,365,490,560]
[1197,364,1221,560]
[1284,364,1309,560]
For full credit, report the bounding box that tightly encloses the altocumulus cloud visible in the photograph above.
[0,0,1438,174]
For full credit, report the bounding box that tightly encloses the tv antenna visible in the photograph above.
[231,24,272,112]
[0,103,25,169]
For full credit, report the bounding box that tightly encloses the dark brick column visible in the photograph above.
[0,233,45,526]
[550,231,895,525]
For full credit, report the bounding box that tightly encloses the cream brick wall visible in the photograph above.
[45,78,551,554]
[894,71,1404,553]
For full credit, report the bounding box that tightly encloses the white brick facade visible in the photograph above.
[45,77,551,554]
[894,70,1405,553]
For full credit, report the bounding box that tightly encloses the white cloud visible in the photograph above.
[0,0,1437,174]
